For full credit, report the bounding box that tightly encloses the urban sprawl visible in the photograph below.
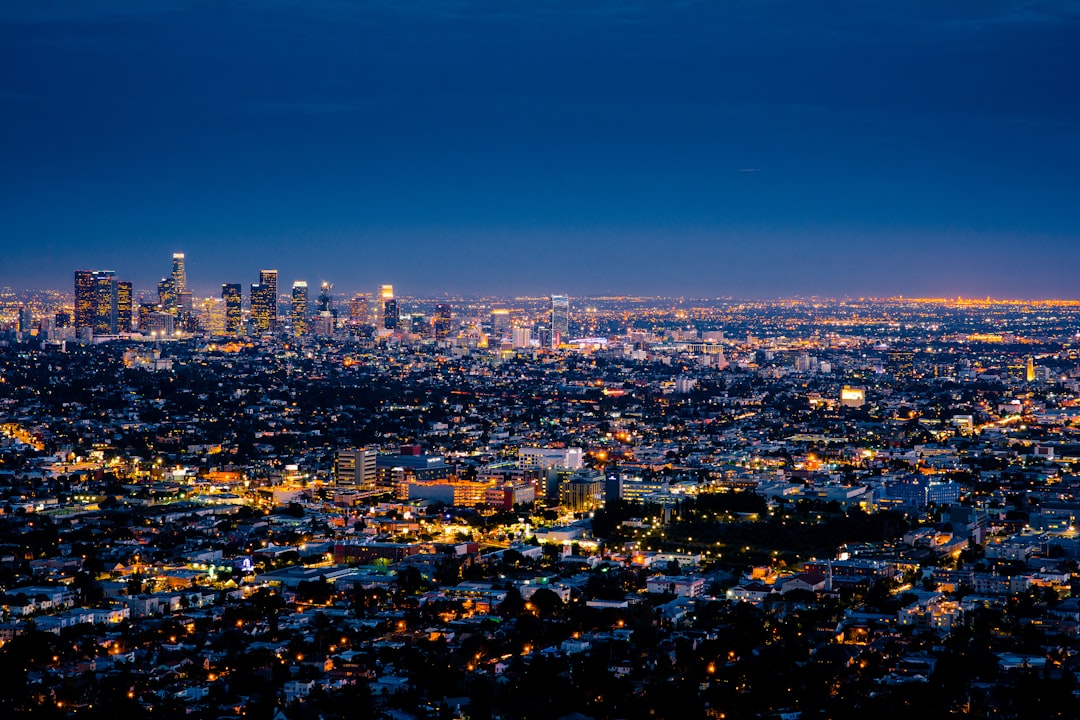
[1,257,1080,719]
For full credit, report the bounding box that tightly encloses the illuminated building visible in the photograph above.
[74,270,96,332]
[157,277,177,316]
[334,448,378,491]
[145,311,175,337]
[221,283,242,335]
[512,326,532,348]
[137,303,156,332]
[491,308,511,339]
[251,269,278,334]
[349,294,370,325]
[379,284,398,330]
[291,281,308,336]
[317,281,334,315]
[887,350,915,379]
[434,302,452,339]
[171,252,186,294]
[550,294,569,347]
[93,270,118,335]
[840,386,866,408]
[1026,356,1036,383]
[199,297,225,336]
[17,304,32,334]
[116,281,133,333]
[177,291,194,331]
[559,470,604,513]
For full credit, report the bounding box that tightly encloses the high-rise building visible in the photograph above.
[17,304,32,334]
[199,297,226,336]
[491,309,511,339]
[74,270,96,332]
[317,281,334,315]
[251,269,278,334]
[221,284,242,336]
[550,294,569,347]
[158,277,177,316]
[349,294,370,325]
[291,281,308,336]
[434,302,452,340]
[92,270,118,335]
[1026,356,1036,383]
[335,448,378,491]
[116,281,133,333]
[171,252,186,294]
[378,284,398,330]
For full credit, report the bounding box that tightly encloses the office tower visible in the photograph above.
[74,270,96,332]
[221,284,242,336]
[261,270,278,329]
[335,448,378,491]
[199,297,226,336]
[317,281,334,315]
[54,311,72,329]
[145,311,175,337]
[1026,356,1036,383]
[158,277,177,315]
[550,294,569,347]
[291,281,309,336]
[410,313,427,335]
[434,302,452,339]
[116,281,133,333]
[138,303,156,333]
[177,291,194,331]
[512,326,532,348]
[349,294,370,325]
[380,284,398,330]
[251,269,278,334]
[17,305,32,334]
[171,252,186,294]
[92,270,118,335]
[491,308,511,339]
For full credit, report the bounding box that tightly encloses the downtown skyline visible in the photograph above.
[2,1,1079,298]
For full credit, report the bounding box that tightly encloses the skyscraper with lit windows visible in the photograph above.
[349,294,370,325]
[171,252,186,293]
[434,302,452,340]
[222,284,242,336]
[551,294,569,347]
[291,281,309,336]
[74,270,96,333]
[251,269,278,334]
[117,281,133,333]
[92,270,118,335]
[380,284,398,330]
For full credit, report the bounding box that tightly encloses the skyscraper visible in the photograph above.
[491,308,511,339]
[434,302,452,340]
[74,270,96,333]
[318,281,334,315]
[117,281,133,333]
[380,284,398,330]
[93,270,118,335]
[349,294,370,325]
[222,284,242,336]
[251,269,278,334]
[171,252,186,294]
[551,294,569,347]
[291,281,309,336]
[158,277,177,316]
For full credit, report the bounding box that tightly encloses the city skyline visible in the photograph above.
[2,1,1078,298]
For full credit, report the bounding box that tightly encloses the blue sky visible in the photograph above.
[1,1,1078,297]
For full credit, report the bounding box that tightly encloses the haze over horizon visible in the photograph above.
[2,1,1078,298]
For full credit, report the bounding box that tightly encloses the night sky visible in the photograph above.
[2,1,1078,298]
